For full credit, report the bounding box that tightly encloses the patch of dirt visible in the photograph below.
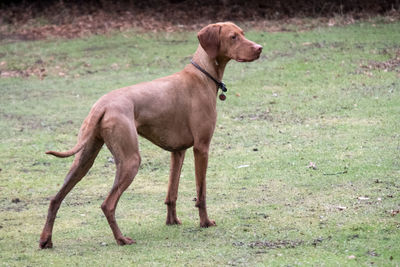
[0,198,29,212]
[248,239,304,249]
[360,50,400,73]
[0,32,38,42]
[233,109,274,122]
[0,111,49,131]
[0,58,48,79]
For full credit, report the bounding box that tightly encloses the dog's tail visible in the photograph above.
[46,105,105,158]
[45,143,85,158]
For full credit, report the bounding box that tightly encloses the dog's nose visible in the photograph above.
[254,44,263,53]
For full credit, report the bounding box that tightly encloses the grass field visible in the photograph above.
[0,20,399,266]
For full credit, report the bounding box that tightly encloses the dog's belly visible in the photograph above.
[137,124,194,152]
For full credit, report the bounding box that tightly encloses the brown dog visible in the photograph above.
[39,22,262,248]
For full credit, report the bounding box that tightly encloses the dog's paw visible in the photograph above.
[166,217,182,225]
[116,236,136,246]
[200,219,216,228]
[39,238,53,249]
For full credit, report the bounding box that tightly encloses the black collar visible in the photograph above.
[191,60,228,101]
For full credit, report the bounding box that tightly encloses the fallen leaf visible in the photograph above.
[12,198,21,203]
[390,209,399,216]
[307,162,317,170]
[367,250,379,257]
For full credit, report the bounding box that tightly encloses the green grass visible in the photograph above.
[1,21,400,266]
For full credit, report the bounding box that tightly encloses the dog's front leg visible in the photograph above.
[193,144,216,227]
[165,150,186,225]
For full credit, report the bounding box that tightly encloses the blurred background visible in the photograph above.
[1,0,399,39]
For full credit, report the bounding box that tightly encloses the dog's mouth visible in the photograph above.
[235,54,261,62]
[236,58,252,62]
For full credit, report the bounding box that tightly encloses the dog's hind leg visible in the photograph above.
[39,138,104,249]
[100,115,141,246]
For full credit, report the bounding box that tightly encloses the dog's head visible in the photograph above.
[197,22,262,62]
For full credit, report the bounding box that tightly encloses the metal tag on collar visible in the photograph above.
[219,82,227,101]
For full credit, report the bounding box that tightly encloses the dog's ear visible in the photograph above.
[197,24,221,59]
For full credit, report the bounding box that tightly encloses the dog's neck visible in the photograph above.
[192,45,229,83]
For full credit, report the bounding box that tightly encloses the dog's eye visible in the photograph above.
[231,35,237,40]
